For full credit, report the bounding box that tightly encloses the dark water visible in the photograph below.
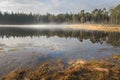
[0,26,120,76]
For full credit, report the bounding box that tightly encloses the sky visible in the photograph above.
[0,0,120,14]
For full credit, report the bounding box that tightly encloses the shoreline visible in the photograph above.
[1,55,120,80]
[0,24,120,32]
[67,24,120,32]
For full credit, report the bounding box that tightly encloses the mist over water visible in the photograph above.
[0,24,68,29]
[0,25,120,76]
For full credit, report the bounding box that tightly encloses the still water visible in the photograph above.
[0,25,120,76]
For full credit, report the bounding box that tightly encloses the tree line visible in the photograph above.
[0,4,120,24]
[0,27,119,47]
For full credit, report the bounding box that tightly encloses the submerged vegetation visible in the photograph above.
[1,55,120,80]
[0,4,120,24]
[0,2,119,80]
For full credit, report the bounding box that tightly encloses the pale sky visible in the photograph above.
[0,0,120,14]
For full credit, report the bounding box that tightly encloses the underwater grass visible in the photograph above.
[1,55,120,80]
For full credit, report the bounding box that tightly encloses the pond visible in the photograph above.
[0,25,120,76]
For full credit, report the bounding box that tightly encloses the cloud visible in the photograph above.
[0,0,119,14]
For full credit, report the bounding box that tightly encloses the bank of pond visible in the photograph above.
[1,55,120,80]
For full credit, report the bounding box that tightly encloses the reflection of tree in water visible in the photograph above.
[0,27,120,47]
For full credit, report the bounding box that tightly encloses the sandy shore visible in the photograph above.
[67,24,120,32]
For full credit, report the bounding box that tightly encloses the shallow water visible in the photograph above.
[0,25,120,76]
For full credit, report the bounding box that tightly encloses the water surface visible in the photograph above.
[0,26,120,76]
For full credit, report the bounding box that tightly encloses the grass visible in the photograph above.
[67,24,120,32]
[8,48,19,52]
[0,48,3,50]
[1,55,120,80]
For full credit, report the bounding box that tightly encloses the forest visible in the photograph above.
[0,27,119,47]
[0,4,120,24]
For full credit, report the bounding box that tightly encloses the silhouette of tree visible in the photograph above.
[0,4,119,24]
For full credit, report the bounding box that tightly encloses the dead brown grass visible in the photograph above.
[1,55,120,80]
[67,24,120,32]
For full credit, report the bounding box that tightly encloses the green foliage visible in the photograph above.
[110,4,120,24]
[0,4,119,24]
[0,27,120,47]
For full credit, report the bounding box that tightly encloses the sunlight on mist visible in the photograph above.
[0,24,68,29]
